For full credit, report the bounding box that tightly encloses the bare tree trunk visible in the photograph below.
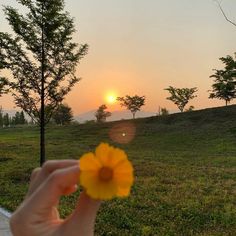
[132,112,135,119]
[40,2,45,166]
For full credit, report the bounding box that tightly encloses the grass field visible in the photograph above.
[0,105,236,235]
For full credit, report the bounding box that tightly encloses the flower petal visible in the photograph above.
[117,187,131,197]
[80,171,99,190]
[105,147,128,168]
[86,180,118,200]
[115,159,133,173]
[113,160,134,188]
[80,153,101,171]
[95,143,111,164]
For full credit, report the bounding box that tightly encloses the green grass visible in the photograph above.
[0,105,236,235]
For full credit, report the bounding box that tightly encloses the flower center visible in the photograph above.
[99,167,113,181]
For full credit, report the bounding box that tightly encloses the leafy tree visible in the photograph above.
[0,80,4,96]
[52,103,73,125]
[209,70,236,106]
[160,107,169,116]
[117,95,145,119]
[209,55,236,106]
[0,78,7,96]
[0,57,8,96]
[220,55,236,72]
[185,105,195,112]
[12,111,27,125]
[3,113,10,127]
[0,107,3,127]
[20,111,27,124]
[165,86,197,112]
[0,0,88,165]
[95,104,111,123]
[11,111,20,125]
[157,106,169,116]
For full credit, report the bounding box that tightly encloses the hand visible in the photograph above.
[10,160,101,236]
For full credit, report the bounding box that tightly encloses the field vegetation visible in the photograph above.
[0,105,236,235]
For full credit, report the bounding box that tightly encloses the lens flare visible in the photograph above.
[109,122,136,144]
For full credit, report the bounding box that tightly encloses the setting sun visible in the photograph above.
[106,94,117,104]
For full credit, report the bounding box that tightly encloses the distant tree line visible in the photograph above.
[0,104,73,127]
[0,108,27,127]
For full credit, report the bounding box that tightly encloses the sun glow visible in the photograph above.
[106,93,117,104]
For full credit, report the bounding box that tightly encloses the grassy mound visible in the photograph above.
[0,105,236,235]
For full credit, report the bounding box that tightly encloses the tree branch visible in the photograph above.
[214,0,236,27]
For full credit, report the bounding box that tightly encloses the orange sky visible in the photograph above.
[1,0,236,115]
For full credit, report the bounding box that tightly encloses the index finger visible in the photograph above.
[26,165,80,216]
[27,160,79,198]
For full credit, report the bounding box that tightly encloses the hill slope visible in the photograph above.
[75,109,156,123]
[0,105,236,235]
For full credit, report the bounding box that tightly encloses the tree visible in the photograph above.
[12,111,20,125]
[0,56,8,96]
[0,107,3,127]
[0,79,4,96]
[0,0,88,165]
[117,95,145,119]
[0,78,7,96]
[157,106,169,116]
[95,104,111,123]
[185,105,194,112]
[12,111,27,125]
[209,69,236,106]
[209,55,236,106]
[3,113,10,127]
[165,86,197,112]
[52,103,73,125]
[160,107,169,116]
[214,0,236,28]
[20,111,27,124]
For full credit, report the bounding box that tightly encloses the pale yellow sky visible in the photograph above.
[1,0,236,115]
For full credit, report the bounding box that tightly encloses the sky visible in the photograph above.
[0,0,236,115]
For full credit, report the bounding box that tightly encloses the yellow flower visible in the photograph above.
[79,143,134,200]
